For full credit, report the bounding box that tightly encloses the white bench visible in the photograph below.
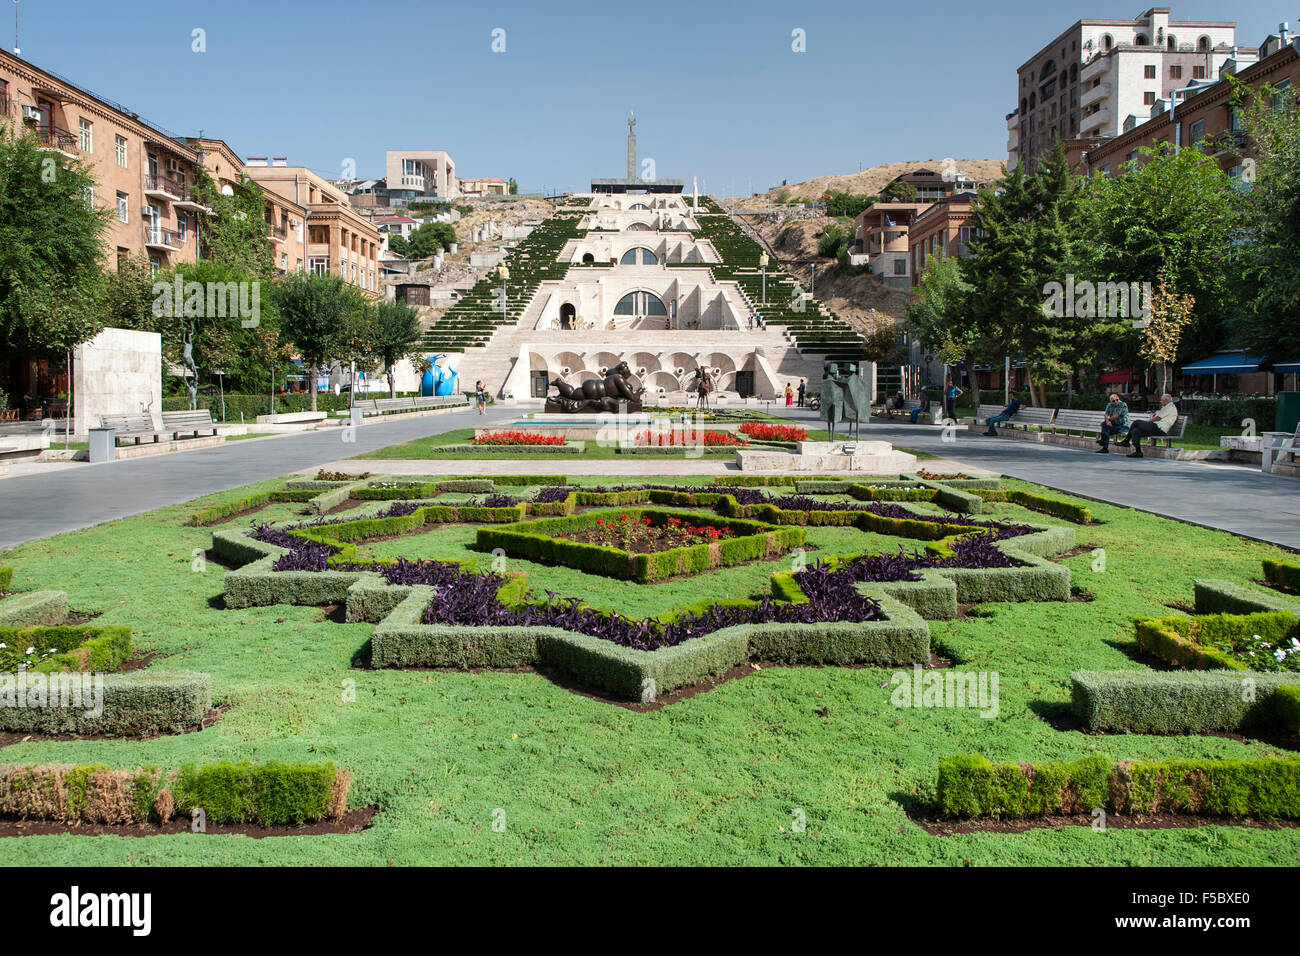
[162,408,219,439]
[100,414,165,445]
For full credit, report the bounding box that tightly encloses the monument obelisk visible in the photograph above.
[627,111,637,180]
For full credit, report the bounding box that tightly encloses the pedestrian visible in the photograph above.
[475,380,487,415]
[797,379,806,406]
[785,383,794,406]
[944,377,964,422]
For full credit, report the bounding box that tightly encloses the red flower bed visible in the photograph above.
[739,422,807,442]
[473,431,566,446]
[561,514,734,552]
[633,429,746,447]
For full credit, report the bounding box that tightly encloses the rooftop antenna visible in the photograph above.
[13,0,20,55]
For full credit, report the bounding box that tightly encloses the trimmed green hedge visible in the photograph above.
[712,475,797,487]
[1135,612,1298,670]
[975,489,1093,524]
[0,624,132,674]
[938,753,1300,819]
[1278,685,1300,732]
[1263,559,1300,592]
[190,489,318,526]
[0,567,10,592]
[173,760,345,825]
[1071,669,1300,733]
[0,590,68,627]
[1193,579,1300,618]
[0,671,211,736]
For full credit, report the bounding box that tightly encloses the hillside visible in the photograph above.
[729,158,1007,207]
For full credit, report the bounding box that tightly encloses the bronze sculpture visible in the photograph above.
[546,361,646,413]
[819,362,868,440]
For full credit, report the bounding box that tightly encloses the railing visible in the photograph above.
[144,173,184,197]
[268,223,287,240]
[35,125,78,153]
[144,225,183,248]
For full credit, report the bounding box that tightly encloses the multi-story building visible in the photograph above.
[244,159,382,296]
[908,193,978,288]
[460,177,508,197]
[0,49,205,274]
[1010,8,1237,171]
[879,168,985,202]
[187,139,308,276]
[853,201,931,290]
[385,148,457,203]
[1082,27,1299,179]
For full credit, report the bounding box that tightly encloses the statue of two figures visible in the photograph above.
[818,362,869,440]
[546,362,646,414]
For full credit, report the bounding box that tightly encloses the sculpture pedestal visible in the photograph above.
[736,440,917,474]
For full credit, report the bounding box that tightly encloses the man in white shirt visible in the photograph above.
[1119,394,1178,458]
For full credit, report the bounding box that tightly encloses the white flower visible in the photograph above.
[24,647,34,655]
[1275,648,1287,662]
[0,643,6,649]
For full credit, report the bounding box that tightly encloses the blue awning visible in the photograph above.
[1180,351,1267,374]
[1275,360,1300,374]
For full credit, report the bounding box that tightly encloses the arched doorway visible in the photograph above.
[613,290,669,324]
[619,246,659,265]
[559,302,576,330]
[581,252,595,263]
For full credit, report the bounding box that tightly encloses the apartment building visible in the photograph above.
[460,177,508,196]
[908,193,978,288]
[853,201,931,290]
[1010,8,1236,171]
[0,49,204,274]
[188,139,308,276]
[1082,26,1300,178]
[385,148,457,203]
[244,159,382,296]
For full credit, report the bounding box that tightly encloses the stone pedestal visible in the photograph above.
[736,441,917,474]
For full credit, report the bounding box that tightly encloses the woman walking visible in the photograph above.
[475,380,487,415]
[785,383,794,407]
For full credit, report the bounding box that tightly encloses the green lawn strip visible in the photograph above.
[225,433,274,441]
[0,474,1297,864]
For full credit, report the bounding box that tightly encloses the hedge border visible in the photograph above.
[0,567,10,592]
[0,759,349,826]
[974,488,1093,524]
[0,671,212,736]
[1263,559,1300,592]
[1071,669,1300,733]
[1193,579,1300,619]
[1,623,133,674]
[937,753,1300,820]
[0,590,69,628]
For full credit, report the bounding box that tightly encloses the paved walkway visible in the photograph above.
[1,402,1297,552]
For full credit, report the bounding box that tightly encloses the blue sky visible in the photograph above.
[11,0,1285,195]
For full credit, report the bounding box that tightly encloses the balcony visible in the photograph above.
[1079,107,1112,135]
[174,186,210,213]
[268,223,287,243]
[34,125,79,158]
[1081,54,1110,83]
[144,225,184,252]
[1080,81,1112,109]
[143,174,184,202]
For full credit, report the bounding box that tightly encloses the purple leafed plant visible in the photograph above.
[478,494,521,508]
[532,486,573,504]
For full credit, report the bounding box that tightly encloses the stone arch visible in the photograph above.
[644,370,680,393]
[528,351,549,371]
[619,246,659,265]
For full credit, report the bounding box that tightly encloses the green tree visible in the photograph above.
[822,191,877,218]
[508,178,518,195]
[271,273,367,411]
[879,179,918,203]
[1078,143,1239,366]
[1230,81,1300,361]
[962,145,1088,406]
[387,233,411,258]
[406,221,456,259]
[372,301,423,397]
[332,306,381,398]
[189,168,273,278]
[0,123,109,353]
[905,253,980,402]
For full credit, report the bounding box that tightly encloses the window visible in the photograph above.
[309,256,328,276]
[620,247,658,265]
[1170,65,1182,79]
[116,248,129,272]
[893,258,906,276]
[1193,65,1206,79]
[176,214,187,242]
[613,291,668,316]
[115,135,128,167]
[1198,36,1210,52]
[280,253,288,272]
[83,185,94,208]
[1189,120,1205,145]
[1274,79,1293,110]
[1144,65,1156,79]
[78,118,92,152]
[1103,34,1114,51]
[1144,92,1157,105]
[1229,107,1244,132]
[116,191,128,223]
[1135,34,1149,46]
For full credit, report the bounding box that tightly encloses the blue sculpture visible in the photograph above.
[421,355,459,397]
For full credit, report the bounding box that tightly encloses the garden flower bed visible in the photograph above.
[473,431,567,446]
[739,421,807,442]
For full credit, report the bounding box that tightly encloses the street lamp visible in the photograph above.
[498,263,510,318]
[759,252,769,305]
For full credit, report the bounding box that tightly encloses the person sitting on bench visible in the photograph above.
[1118,394,1177,458]
[983,393,1023,435]
[910,395,932,424]
[1096,393,1130,453]
[886,391,906,416]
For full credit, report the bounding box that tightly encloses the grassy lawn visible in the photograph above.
[0,474,1296,865]
[226,433,274,442]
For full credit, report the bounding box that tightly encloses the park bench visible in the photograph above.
[975,404,1055,431]
[1269,423,1300,472]
[1050,408,1111,436]
[1127,414,1188,448]
[373,397,412,414]
[99,413,165,445]
[161,408,219,439]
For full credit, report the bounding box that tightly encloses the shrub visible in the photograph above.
[1194,578,1300,618]
[0,567,10,592]
[1135,612,1299,671]
[0,671,211,736]
[0,590,68,627]
[0,759,350,825]
[1278,685,1300,732]
[0,624,132,674]
[1071,669,1300,733]
[975,489,1093,524]
[939,753,1300,819]
[1263,559,1300,592]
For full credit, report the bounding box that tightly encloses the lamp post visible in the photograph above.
[759,252,769,305]
[498,263,510,319]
